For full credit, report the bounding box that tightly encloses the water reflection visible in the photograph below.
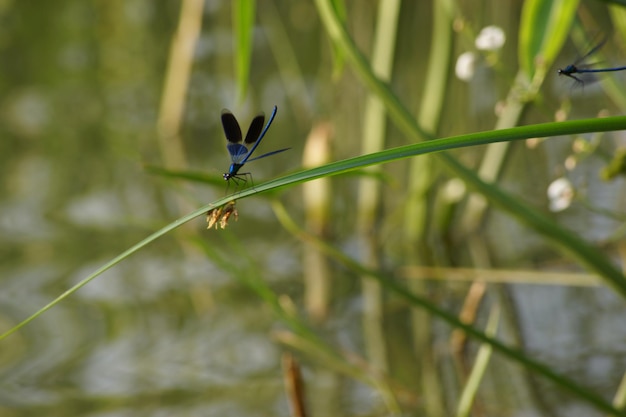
[1,0,626,416]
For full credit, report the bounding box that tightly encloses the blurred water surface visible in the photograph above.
[1,1,626,416]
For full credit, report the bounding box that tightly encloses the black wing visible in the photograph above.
[221,109,242,143]
[244,114,265,145]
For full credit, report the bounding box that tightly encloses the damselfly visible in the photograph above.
[557,38,626,84]
[221,105,289,185]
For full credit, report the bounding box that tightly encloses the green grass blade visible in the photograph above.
[455,305,500,417]
[233,0,255,103]
[519,0,579,81]
[4,116,626,339]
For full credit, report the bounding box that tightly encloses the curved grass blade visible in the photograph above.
[4,116,626,346]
